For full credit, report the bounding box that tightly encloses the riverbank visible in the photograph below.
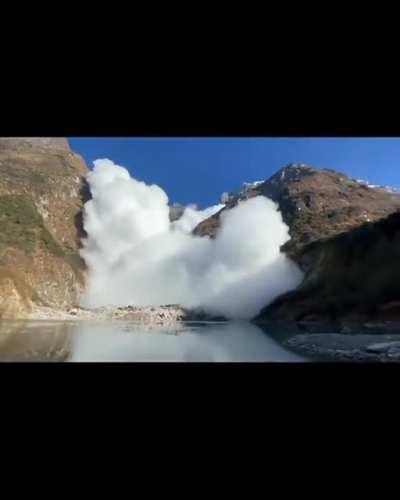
[23,306,400,362]
[29,304,228,326]
[283,333,400,362]
[254,319,400,361]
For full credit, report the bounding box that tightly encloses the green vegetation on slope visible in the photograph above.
[0,194,85,281]
[0,195,42,255]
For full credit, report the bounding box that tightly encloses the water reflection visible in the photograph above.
[0,320,306,362]
[0,320,73,361]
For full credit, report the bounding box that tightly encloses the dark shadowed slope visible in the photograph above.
[255,211,400,324]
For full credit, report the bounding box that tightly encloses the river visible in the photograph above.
[0,320,307,362]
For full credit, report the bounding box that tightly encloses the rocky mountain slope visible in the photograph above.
[256,211,400,324]
[193,163,400,325]
[0,138,89,318]
[194,163,400,249]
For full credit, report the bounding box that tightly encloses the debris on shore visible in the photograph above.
[29,304,227,325]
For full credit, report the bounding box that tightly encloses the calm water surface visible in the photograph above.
[0,320,308,362]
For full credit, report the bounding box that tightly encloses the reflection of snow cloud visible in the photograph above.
[69,322,305,362]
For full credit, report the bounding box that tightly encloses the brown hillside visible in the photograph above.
[0,138,89,318]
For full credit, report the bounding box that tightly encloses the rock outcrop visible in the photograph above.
[168,202,186,222]
[193,164,400,324]
[0,138,89,318]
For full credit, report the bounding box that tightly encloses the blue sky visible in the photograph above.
[69,138,400,208]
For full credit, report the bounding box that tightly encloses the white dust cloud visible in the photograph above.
[171,202,224,233]
[80,159,303,319]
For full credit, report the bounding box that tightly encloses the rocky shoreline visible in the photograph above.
[7,305,400,362]
[283,333,400,362]
[255,319,400,361]
[29,304,228,326]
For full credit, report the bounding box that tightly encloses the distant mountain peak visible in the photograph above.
[268,164,318,184]
[195,163,400,247]
[352,177,400,195]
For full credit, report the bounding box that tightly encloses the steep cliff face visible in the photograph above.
[0,138,89,318]
[193,164,400,323]
[256,211,400,324]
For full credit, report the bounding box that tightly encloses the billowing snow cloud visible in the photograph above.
[80,159,303,319]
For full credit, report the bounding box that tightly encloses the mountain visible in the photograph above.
[2,145,400,326]
[353,178,400,195]
[195,163,400,249]
[256,211,400,325]
[0,138,89,318]
[168,202,186,222]
[193,163,400,325]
